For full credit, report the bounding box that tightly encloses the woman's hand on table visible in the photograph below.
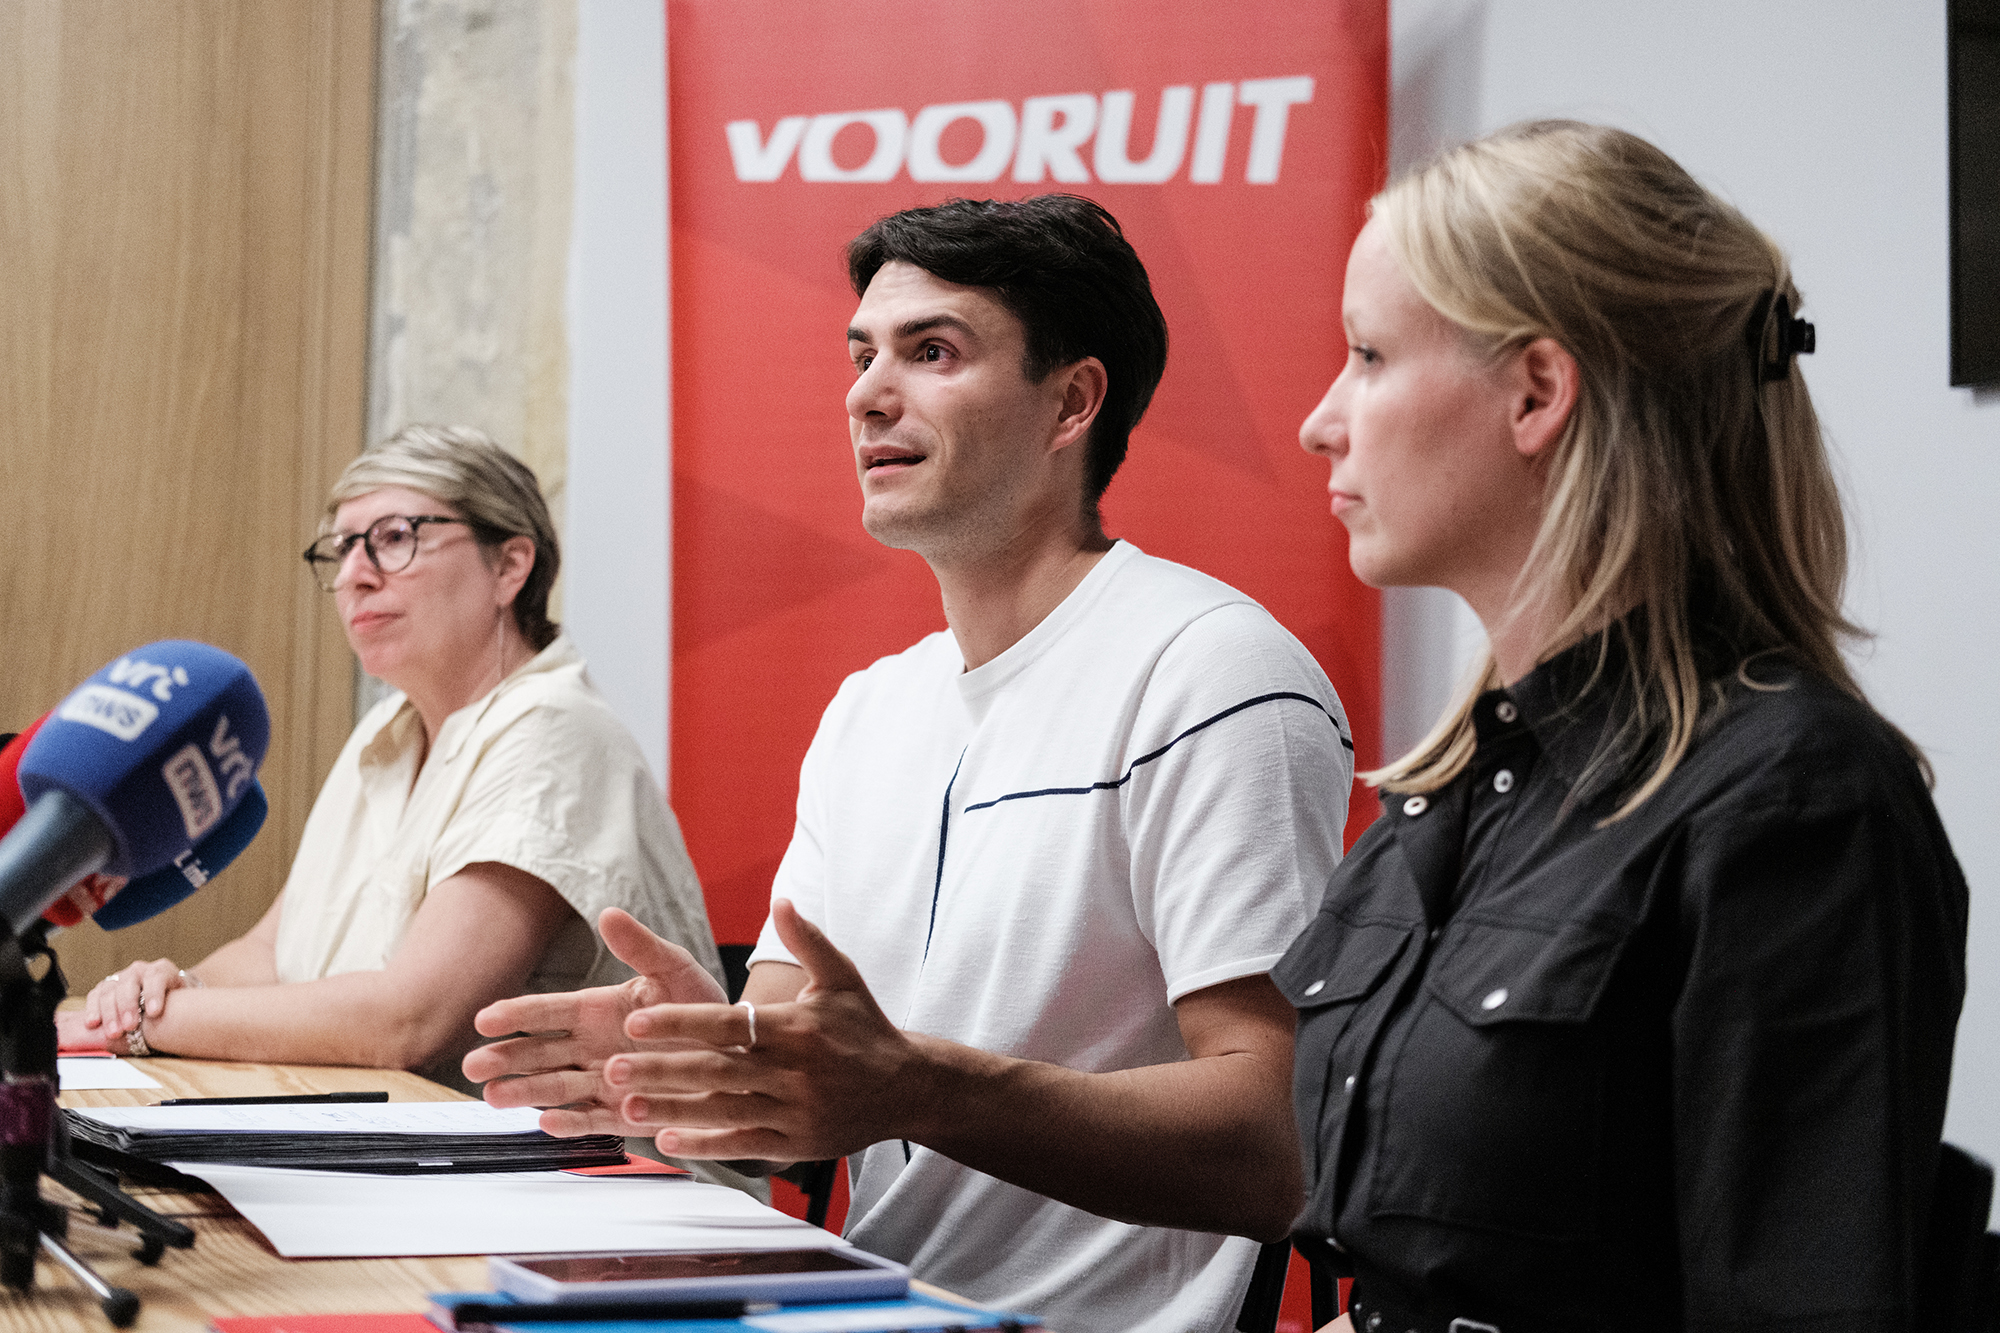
[464,906,728,1136]
[55,1007,113,1051]
[72,957,198,1044]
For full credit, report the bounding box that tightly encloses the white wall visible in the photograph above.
[563,0,672,787]
[1392,0,2000,1207]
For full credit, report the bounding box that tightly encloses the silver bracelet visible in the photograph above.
[177,969,204,989]
[125,1022,151,1058]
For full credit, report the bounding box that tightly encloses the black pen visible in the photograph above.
[152,1091,390,1107]
[450,1299,777,1326]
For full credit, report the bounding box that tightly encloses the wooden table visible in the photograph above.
[22,1059,1020,1333]
[8,1057,486,1332]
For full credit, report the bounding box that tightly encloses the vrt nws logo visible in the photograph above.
[107,656,191,703]
[727,78,1315,186]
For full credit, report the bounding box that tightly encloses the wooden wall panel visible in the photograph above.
[0,1,376,989]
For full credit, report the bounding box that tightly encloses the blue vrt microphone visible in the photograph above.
[0,642,269,939]
[90,781,268,931]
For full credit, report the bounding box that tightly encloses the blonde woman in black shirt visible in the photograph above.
[1283,120,1967,1333]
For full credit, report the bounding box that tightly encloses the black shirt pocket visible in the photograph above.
[1279,914,1414,1208]
[1279,915,1412,1097]
[1275,915,1410,1011]
[1367,914,1633,1241]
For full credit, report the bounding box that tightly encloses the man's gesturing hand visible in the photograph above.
[463,906,727,1136]
[607,898,935,1164]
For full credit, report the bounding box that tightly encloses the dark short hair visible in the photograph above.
[847,195,1169,512]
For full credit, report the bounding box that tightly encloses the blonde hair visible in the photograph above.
[326,424,561,650]
[1369,120,1914,816]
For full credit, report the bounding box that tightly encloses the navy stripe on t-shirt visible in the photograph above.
[960,691,1352,814]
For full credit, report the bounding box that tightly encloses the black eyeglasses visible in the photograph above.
[302,515,476,592]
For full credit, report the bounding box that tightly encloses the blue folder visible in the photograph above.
[425,1290,1034,1332]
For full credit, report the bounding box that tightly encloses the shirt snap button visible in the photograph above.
[1402,795,1429,817]
[1303,980,1325,997]
[1493,769,1515,793]
[1344,1074,1356,1094]
[1495,700,1518,723]
[1481,987,1509,1010]
[1366,1314,1383,1333]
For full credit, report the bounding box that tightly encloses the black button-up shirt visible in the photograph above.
[1276,639,1967,1332]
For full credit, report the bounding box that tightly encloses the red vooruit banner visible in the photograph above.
[668,0,1388,944]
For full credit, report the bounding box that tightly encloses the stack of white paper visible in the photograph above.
[80,1102,547,1134]
[178,1162,844,1258]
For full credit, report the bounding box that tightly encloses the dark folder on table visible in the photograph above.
[62,1102,626,1178]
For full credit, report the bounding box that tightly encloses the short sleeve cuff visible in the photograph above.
[1166,953,1285,1005]
[429,826,597,918]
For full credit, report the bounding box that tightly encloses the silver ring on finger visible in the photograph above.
[737,1001,756,1051]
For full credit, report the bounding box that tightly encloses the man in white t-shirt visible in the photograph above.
[465,195,1353,1332]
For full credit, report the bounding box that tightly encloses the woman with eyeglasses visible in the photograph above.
[59,425,721,1094]
[1282,122,1966,1331]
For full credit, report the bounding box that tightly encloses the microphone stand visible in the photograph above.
[0,922,193,1326]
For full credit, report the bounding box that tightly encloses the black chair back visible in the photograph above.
[1236,1240,1291,1333]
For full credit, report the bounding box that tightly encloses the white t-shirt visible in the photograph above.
[274,634,721,1089]
[748,542,1352,1333]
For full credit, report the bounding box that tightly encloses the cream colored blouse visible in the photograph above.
[271,635,720,1085]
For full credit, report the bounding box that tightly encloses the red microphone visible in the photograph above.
[0,718,124,929]
[0,718,43,830]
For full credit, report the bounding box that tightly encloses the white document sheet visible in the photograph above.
[56,1058,161,1091]
[76,1101,542,1134]
[175,1163,845,1258]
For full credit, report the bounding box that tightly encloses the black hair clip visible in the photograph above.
[1749,290,1816,383]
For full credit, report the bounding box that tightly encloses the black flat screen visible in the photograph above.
[1951,0,2000,386]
